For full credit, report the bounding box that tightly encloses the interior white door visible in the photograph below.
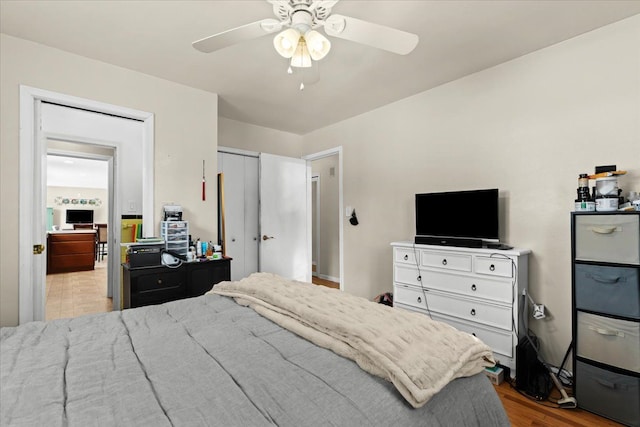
[219,152,245,280]
[218,152,260,280]
[243,156,259,276]
[31,100,47,322]
[259,153,311,282]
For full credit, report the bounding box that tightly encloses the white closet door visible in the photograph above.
[218,152,259,281]
[259,153,311,282]
[243,156,259,276]
[219,153,246,281]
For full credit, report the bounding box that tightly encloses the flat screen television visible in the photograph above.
[415,189,499,247]
[66,209,94,224]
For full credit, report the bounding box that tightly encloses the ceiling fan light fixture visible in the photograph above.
[273,28,301,58]
[290,37,312,68]
[304,30,331,61]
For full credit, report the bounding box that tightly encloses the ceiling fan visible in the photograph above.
[192,0,419,67]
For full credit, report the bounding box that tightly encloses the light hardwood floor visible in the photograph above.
[312,276,340,289]
[46,257,112,320]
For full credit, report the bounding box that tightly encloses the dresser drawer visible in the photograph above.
[577,312,640,373]
[575,214,640,265]
[394,284,512,330]
[396,267,512,304]
[394,247,418,265]
[475,257,513,278]
[421,250,471,272]
[575,361,640,427]
[430,312,513,358]
[575,264,639,319]
[133,270,186,293]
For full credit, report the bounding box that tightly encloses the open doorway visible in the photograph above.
[19,86,154,324]
[304,147,343,291]
[45,153,112,320]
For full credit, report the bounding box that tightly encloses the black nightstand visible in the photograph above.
[122,257,231,308]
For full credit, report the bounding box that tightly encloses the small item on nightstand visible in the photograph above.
[575,173,595,212]
[195,238,202,257]
[484,366,504,385]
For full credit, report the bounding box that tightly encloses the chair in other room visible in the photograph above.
[96,223,108,261]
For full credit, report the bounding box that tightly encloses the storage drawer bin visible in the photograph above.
[421,250,471,272]
[575,214,639,265]
[575,264,639,319]
[575,360,640,427]
[577,312,640,373]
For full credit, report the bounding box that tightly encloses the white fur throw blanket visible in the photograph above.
[210,273,495,408]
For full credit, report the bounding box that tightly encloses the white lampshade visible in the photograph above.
[290,38,312,68]
[273,28,301,58]
[304,30,331,61]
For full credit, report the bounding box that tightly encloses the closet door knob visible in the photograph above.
[471,284,477,291]
[470,309,476,316]
[404,254,408,260]
[442,259,448,266]
[489,264,495,271]
[417,296,422,304]
[417,275,422,282]
[262,235,275,241]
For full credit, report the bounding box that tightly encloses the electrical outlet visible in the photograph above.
[533,304,546,320]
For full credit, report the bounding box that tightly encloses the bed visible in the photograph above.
[1,273,509,426]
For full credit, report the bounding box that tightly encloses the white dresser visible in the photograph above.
[391,241,530,375]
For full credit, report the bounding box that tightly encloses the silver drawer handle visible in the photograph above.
[442,259,447,266]
[489,264,495,271]
[590,226,618,234]
[417,296,422,303]
[471,284,477,291]
[417,275,421,282]
[470,309,476,316]
[404,254,408,260]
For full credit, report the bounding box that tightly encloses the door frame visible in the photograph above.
[311,174,320,277]
[19,85,154,324]
[302,146,343,291]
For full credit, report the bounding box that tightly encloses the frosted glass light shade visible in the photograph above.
[304,30,331,60]
[290,39,312,68]
[273,28,301,58]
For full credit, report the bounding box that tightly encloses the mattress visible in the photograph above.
[1,293,509,426]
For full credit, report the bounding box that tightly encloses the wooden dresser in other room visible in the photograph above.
[47,230,96,274]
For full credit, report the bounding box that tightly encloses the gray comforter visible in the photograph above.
[1,294,509,426]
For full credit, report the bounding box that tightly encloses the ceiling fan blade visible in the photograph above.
[324,14,418,55]
[193,18,282,53]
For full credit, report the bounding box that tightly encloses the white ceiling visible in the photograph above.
[47,155,108,189]
[2,1,640,135]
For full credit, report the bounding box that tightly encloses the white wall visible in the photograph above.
[47,186,109,226]
[0,34,218,327]
[219,117,303,157]
[300,15,640,366]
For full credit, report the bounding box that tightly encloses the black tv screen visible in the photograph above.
[415,189,499,241]
[66,209,94,224]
